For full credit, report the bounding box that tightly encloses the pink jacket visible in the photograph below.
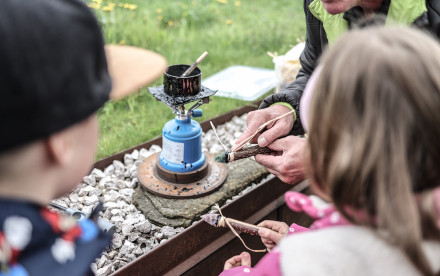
[219,191,349,276]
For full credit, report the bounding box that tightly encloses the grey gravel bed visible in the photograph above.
[52,113,271,276]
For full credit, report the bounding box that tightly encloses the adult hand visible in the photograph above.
[232,105,294,151]
[257,220,289,250]
[255,135,306,184]
[223,251,251,270]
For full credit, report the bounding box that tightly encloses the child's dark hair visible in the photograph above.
[308,26,440,275]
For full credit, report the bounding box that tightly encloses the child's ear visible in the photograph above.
[46,131,73,166]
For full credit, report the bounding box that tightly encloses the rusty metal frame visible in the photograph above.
[111,179,309,276]
[92,101,313,275]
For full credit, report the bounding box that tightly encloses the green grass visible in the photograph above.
[90,0,305,160]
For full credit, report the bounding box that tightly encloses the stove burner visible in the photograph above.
[148,85,217,108]
[140,63,227,198]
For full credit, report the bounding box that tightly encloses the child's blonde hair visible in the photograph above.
[308,26,440,275]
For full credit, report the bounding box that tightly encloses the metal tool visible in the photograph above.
[50,202,116,235]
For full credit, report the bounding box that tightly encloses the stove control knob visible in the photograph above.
[192,109,203,118]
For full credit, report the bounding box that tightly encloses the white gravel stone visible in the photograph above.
[80,185,98,195]
[154,232,164,240]
[103,201,119,210]
[139,148,153,161]
[83,195,99,206]
[161,226,177,238]
[115,180,127,189]
[119,188,134,201]
[82,205,94,214]
[104,164,115,175]
[114,170,125,180]
[121,224,134,236]
[126,165,137,179]
[91,263,97,273]
[110,209,121,216]
[104,190,121,202]
[107,250,118,259]
[110,216,124,224]
[111,233,123,249]
[131,149,139,160]
[77,189,88,197]
[98,176,112,189]
[132,247,143,256]
[69,193,79,203]
[119,240,135,255]
[88,187,103,197]
[123,154,134,166]
[134,220,152,234]
[96,255,107,268]
[123,203,138,213]
[83,175,96,186]
[125,179,137,189]
[149,144,162,153]
[113,160,125,172]
[90,168,105,181]
[128,233,139,242]
[124,217,141,226]
[96,263,113,276]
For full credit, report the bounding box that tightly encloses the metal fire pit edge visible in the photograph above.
[112,178,309,276]
[93,101,313,276]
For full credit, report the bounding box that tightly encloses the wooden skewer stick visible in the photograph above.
[201,213,265,235]
[228,145,275,162]
[180,51,208,77]
[215,145,275,163]
[219,217,265,235]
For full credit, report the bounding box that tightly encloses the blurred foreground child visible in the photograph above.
[221,26,440,275]
[0,0,112,275]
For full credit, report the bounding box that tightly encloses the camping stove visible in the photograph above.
[137,64,227,198]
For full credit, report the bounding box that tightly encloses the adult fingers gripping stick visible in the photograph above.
[255,136,307,184]
[231,110,294,152]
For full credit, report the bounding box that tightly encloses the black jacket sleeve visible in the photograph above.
[259,0,325,136]
[427,0,440,38]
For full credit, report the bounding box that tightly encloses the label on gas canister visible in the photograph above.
[162,137,184,164]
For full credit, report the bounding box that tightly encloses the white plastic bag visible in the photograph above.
[268,42,305,93]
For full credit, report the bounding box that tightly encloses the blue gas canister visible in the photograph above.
[159,110,205,173]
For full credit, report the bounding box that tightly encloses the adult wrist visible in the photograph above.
[270,102,297,122]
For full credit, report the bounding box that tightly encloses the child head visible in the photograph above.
[307,26,440,275]
[0,0,111,203]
